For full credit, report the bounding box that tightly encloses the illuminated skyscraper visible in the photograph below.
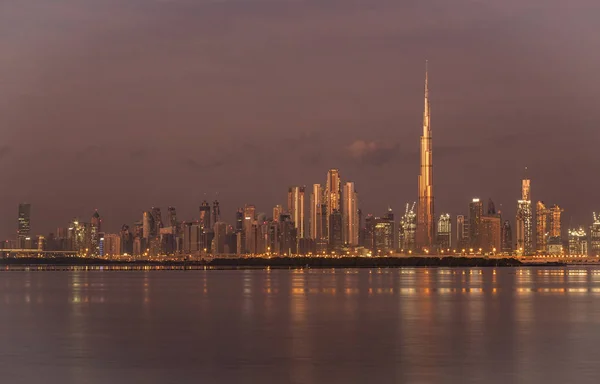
[199,201,211,230]
[417,63,434,251]
[549,205,563,238]
[481,216,501,253]
[516,176,533,255]
[287,186,306,239]
[568,228,588,256]
[91,210,102,232]
[374,215,394,255]
[536,201,549,254]
[17,203,31,248]
[400,203,417,252]
[142,211,154,239]
[103,234,121,258]
[590,213,600,256]
[469,198,483,250]
[272,205,283,222]
[456,215,468,250]
[90,210,102,256]
[325,169,341,238]
[546,205,564,255]
[342,182,359,246]
[309,184,322,239]
[436,214,451,250]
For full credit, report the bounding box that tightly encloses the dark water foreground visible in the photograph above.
[1,267,600,383]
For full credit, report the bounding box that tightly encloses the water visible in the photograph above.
[1,267,600,383]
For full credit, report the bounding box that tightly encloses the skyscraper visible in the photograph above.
[90,210,102,256]
[591,213,600,256]
[549,204,563,238]
[400,203,417,252]
[243,204,256,254]
[272,205,283,222]
[199,201,211,230]
[374,216,394,255]
[91,210,102,232]
[481,216,501,253]
[142,211,154,239]
[536,201,549,254]
[325,169,341,239]
[417,63,434,251]
[213,221,227,254]
[469,198,483,250]
[287,186,306,239]
[315,203,328,254]
[456,215,468,250]
[501,220,513,254]
[17,203,31,248]
[547,205,563,255]
[516,177,533,255]
[279,214,298,256]
[167,207,177,228]
[328,209,343,254]
[568,228,588,256]
[436,214,451,250]
[309,184,322,239]
[212,200,220,225]
[342,182,359,246]
[151,207,163,236]
[235,208,244,232]
[480,199,501,253]
[120,224,134,255]
[365,214,376,252]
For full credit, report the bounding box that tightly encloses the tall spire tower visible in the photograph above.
[417,61,435,251]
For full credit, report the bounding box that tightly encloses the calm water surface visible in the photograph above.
[1,267,600,383]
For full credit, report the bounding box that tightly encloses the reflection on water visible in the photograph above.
[1,267,600,383]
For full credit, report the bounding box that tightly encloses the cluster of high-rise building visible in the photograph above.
[3,65,599,258]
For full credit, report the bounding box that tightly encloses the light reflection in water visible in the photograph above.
[289,269,313,382]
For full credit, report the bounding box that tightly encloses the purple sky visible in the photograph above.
[1,0,600,237]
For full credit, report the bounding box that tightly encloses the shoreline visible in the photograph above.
[0,256,565,269]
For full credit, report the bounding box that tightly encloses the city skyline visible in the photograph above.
[6,164,600,256]
[2,1,600,238]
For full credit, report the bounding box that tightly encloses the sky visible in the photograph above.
[1,0,600,237]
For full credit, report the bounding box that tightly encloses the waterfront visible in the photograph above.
[2,268,600,383]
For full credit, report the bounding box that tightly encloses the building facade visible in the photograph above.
[516,178,533,255]
[287,186,306,239]
[536,201,549,254]
[417,64,435,251]
[568,228,588,256]
[437,214,451,250]
[469,198,483,250]
[342,182,359,246]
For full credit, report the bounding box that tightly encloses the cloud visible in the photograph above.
[346,140,401,166]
